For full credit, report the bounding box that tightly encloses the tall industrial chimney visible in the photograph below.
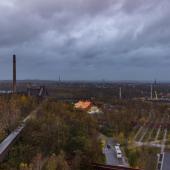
[119,87,122,99]
[13,54,16,93]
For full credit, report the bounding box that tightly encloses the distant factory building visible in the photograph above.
[88,106,102,114]
[27,86,48,97]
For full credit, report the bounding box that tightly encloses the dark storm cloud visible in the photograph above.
[0,0,170,80]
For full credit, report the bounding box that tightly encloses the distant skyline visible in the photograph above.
[0,0,170,81]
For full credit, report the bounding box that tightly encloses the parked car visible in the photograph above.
[107,144,111,149]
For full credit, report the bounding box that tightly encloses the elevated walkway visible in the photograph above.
[0,124,25,162]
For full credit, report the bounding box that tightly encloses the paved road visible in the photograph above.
[103,138,119,166]
[103,147,119,166]
[162,152,170,170]
[103,138,129,167]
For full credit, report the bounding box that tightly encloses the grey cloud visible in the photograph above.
[0,0,170,80]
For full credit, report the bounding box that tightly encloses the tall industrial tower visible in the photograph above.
[13,54,16,93]
[119,87,122,99]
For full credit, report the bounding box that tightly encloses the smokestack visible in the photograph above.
[119,87,122,99]
[13,54,16,93]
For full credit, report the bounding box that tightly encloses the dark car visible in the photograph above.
[107,144,111,149]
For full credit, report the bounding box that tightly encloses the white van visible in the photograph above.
[116,153,122,159]
[115,145,122,159]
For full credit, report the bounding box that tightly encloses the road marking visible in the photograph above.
[138,127,149,142]
[161,153,164,170]
[154,117,165,142]
[134,126,143,141]
[147,118,159,142]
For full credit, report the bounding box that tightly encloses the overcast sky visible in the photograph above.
[0,0,170,81]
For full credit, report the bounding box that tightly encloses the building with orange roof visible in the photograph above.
[74,100,92,110]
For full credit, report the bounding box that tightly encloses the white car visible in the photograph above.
[116,153,122,159]
[115,146,120,151]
